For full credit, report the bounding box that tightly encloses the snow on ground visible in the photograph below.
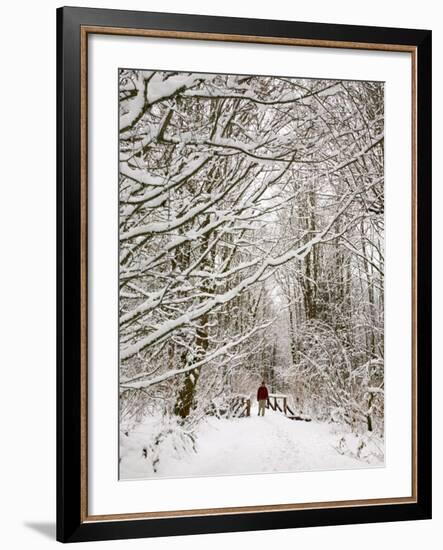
[120,404,384,480]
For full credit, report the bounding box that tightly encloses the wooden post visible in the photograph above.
[273,396,277,410]
[283,396,287,415]
[246,398,251,417]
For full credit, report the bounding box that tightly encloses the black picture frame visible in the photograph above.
[57,6,432,543]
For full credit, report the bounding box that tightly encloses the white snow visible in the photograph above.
[119,407,384,480]
[147,73,206,104]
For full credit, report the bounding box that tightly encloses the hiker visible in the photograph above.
[257,381,269,416]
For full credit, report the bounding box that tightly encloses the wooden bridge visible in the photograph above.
[231,393,311,421]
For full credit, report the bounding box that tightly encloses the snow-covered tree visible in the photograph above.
[118,69,384,474]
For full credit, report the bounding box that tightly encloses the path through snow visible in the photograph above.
[120,404,384,480]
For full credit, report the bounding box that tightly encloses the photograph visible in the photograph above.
[0,0,435,546]
[118,68,385,480]
[52,4,431,543]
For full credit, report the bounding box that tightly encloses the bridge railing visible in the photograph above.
[266,393,289,413]
[230,394,251,417]
[267,393,311,421]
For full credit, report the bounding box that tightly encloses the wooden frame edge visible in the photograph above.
[80,24,89,524]
[77,23,422,527]
[411,47,418,503]
[83,496,416,523]
[82,24,417,53]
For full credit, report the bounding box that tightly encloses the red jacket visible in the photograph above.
[257,385,268,401]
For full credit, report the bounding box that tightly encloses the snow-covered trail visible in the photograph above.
[121,405,384,480]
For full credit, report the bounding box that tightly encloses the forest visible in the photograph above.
[118,69,385,479]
